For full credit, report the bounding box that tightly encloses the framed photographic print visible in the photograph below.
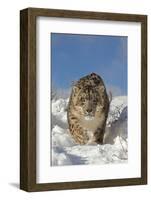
[20,8,147,192]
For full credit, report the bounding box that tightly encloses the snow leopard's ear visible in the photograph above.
[71,81,79,91]
[72,85,78,94]
[72,83,83,93]
[97,85,105,93]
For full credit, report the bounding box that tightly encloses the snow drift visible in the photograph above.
[51,96,128,166]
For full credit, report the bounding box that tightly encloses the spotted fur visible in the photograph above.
[67,73,109,144]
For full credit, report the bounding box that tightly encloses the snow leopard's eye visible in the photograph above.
[78,96,84,103]
[81,97,85,101]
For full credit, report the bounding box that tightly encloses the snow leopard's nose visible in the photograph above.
[86,108,92,113]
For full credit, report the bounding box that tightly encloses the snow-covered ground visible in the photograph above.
[51,96,128,166]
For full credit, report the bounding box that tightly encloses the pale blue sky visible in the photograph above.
[51,33,127,96]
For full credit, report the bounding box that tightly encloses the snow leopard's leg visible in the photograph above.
[69,120,89,144]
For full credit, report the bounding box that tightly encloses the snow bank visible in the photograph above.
[51,96,128,166]
[107,96,127,126]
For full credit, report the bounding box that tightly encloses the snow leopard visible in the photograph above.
[67,73,110,145]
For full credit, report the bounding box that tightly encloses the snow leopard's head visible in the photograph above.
[70,73,109,118]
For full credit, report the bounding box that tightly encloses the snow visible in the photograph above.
[51,96,128,166]
[107,96,127,126]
